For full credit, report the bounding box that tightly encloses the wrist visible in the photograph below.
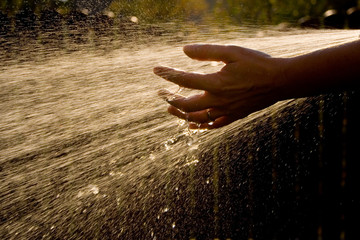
[272,57,295,101]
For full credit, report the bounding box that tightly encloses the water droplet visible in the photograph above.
[189,144,199,151]
[77,184,100,197]
[184,159,199,167]
[175,86,184,94]
[89,185,99,195]
[163,137,177,150]
[178,119,186,126]
[130,16,138,23]
[164,143,171,150]
[186,137,194,146]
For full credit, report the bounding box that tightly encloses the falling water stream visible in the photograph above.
[1,29,359,239]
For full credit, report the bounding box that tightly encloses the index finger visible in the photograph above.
[183,44,239,63]
[153,66,220,91]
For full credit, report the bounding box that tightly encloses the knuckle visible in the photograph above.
[209,75,225,93]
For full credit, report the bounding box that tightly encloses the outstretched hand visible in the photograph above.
[154,44,286,129]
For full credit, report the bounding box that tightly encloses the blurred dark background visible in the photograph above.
[1,0,360,55]
[1,0,360,31]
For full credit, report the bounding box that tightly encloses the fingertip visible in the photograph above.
[211,116,234,128]
[183,44,235,63]
[183,44,202,57]
[190,116,232,130]
[183,44,196,52]
[153,66,160,72]
[184,44,207,60]
[153,66,164,74]
[157,89,172,100]
[153,66,172,76]
[167,106,192,125]
[167,105,178,114]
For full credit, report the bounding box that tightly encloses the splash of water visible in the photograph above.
[0,29,358,239]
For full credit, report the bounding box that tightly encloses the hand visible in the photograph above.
[154,44,286,129]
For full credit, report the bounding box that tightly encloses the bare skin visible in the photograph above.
[153,40,360,129]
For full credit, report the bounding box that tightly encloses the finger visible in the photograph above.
[159,89,210,112]
[158,89,181,102]
[189,116,235,129]
[184,44,271,63]
[166,91,221,112]
[209,116,235,128]
[183,44,240,63]
[153,66,220,91]
[167,106,225,123]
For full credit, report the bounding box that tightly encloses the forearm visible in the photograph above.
[278,40,360,99]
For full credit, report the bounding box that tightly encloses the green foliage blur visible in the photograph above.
[107,0,330,24]
[1,0,359,24]
[0,0,67,16]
